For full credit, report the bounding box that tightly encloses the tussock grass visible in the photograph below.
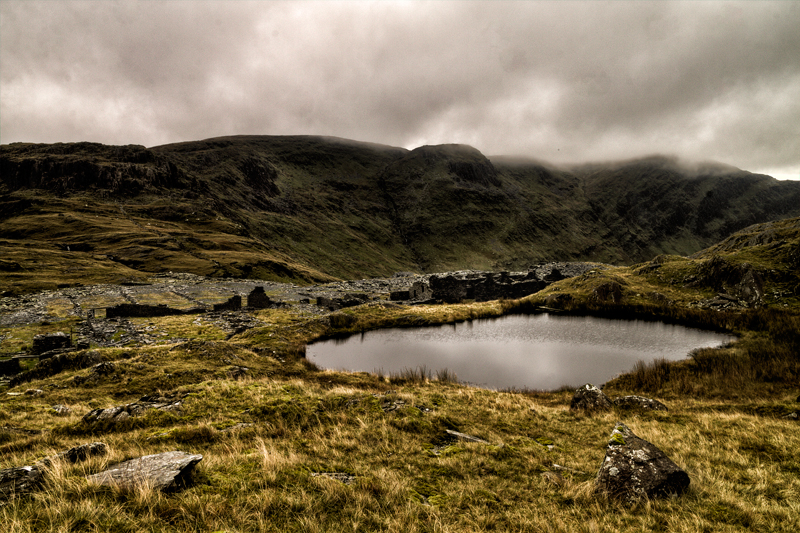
[3,376,799,532]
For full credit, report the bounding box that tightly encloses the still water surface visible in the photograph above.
[307,314,735,390]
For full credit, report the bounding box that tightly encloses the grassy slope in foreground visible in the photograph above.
[1,218,799,532]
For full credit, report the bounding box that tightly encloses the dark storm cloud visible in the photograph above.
[2,1,799,177]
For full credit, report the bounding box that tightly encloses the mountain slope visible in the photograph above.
[2,136,800,295]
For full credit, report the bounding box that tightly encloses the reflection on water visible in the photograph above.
[307,314,735,390]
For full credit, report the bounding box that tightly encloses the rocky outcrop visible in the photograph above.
[0,442,108,504]
[9,349,104,387]
[86,451,202,492]
[592,281,624,304]
[82,393,185,427]
[38,442,108,468]
[595,422,690,503]
[613,395,668,411]
[0,466,44,504]
[0,142,184,195]
[687,255,765,307]
[569,384,613,413]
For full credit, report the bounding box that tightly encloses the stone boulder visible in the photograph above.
[83,393,185,427]
[9,349,104,387]
[595,422,690,503]
[86,451,203,492]
[544,292,573,308]
[38,442,108,468]
[592,281,624,304]
[569,384,613,413]
[0,442,108,504]
[613,395,668,411]
[0,465,44,503]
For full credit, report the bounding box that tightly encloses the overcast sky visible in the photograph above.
[2,1,799,179]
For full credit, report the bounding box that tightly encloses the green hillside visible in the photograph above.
[2,136,800,295]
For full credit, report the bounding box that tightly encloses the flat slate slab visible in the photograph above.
[86,451,202,492]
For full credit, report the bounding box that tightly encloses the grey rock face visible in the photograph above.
[613,395,668,411]
[9,349,104,387]
[569,384,613,413]
[0,465,44,502]
[595,422,689,503]
[444,429,489,444]
[83,393,185,426]
[38,442,108,468]
[1,442,108,503]
[86,451,203,491]
[51,404,72,416]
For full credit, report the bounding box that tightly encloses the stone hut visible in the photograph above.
[247,287,272,308]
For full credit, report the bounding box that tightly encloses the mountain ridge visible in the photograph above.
[2,135,800,295]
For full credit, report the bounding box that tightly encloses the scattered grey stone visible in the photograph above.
[570,384,613,413]
[86,450,203,492]
[782,411,798,420]
[51,404,72,416]
[551,463,586,475]
[226,366,250,379]
[0,425,41,436]
[38,442,108,468]
[595,422,690,504]
[83,393,185,426]
[444,429,489,444]
[91,361,117,376]
[613,395,668,411]
[0,465,44,503]
[540,471,565,486]
[312,472,356,484]
[9,349,104,387]
[1,442,107,503]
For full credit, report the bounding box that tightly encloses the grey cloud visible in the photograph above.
[1,1,798,175]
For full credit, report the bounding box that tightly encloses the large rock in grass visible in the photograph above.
[86,451,202,491]
[569,384,612,413]
[595,422,689,503]
[613,395,668,411]
[82,392,185,427]
[0,465,44,503]
[0,442,108,504]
